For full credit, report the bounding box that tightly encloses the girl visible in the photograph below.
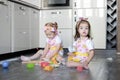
[67,18,95,69]
[21,22,64,65]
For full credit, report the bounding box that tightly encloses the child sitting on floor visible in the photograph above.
[21,22,65,65]
[66,18,95,69]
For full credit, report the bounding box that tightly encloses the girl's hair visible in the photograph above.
[45,22,58,30]
[74,20,91,41]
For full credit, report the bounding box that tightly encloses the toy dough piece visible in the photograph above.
[26,63,35,69]
[40,61,49,68]
[77,66,83,72]
[44,65,53,71]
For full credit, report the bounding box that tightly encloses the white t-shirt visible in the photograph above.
[46,35,62,45]
[85,39,94,50]
[46,35,63,56]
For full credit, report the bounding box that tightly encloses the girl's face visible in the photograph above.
[45,30,56,39]
[78,23,89,37]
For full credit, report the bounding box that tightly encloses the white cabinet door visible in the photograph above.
[40,9,72,29]
[58,29,73,48]
[12,3,30,52]
[30,8,39,48]
[0,0,11,54]
[39,29,46,48]
[73,9,106,49]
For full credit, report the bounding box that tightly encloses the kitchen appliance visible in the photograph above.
[41,0,72,9]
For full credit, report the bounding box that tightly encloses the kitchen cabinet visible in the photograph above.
[11,2,39,52]
[40,9,73,48]
[30,8,39,49]
[40,9,72,29]
[0,0,11,54]
[0,1,40,54]
[58,29,73,48]
[11,3,30,52]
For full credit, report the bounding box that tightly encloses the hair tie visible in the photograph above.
[44,26,56,32]
[79,17,88,21]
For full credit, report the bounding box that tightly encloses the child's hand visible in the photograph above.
[40,55,46,61]
[41,58,50,62]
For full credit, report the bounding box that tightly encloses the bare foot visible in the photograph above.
[21,56,31,61]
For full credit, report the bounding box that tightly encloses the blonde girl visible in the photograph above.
[21,22,64,65]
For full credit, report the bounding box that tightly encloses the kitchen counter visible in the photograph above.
[8,0,41,10]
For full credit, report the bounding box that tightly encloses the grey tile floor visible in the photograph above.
[0,50,118,80]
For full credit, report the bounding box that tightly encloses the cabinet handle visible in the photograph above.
[59,31,61,33]
[51,12,57,14]
[0,1,8,6]
[19,7,25,11]
[33,11,37,14]
[74,11,76,15]
[58,11,61,14]
[20,32,27,34]
[74,2,76,7]
[74,17,76,22]
[51,11,61,14]
[23,32,27,34]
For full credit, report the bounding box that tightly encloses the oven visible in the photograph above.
[41,0,72,9]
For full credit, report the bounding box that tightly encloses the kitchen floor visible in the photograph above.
[0,50,119,80]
